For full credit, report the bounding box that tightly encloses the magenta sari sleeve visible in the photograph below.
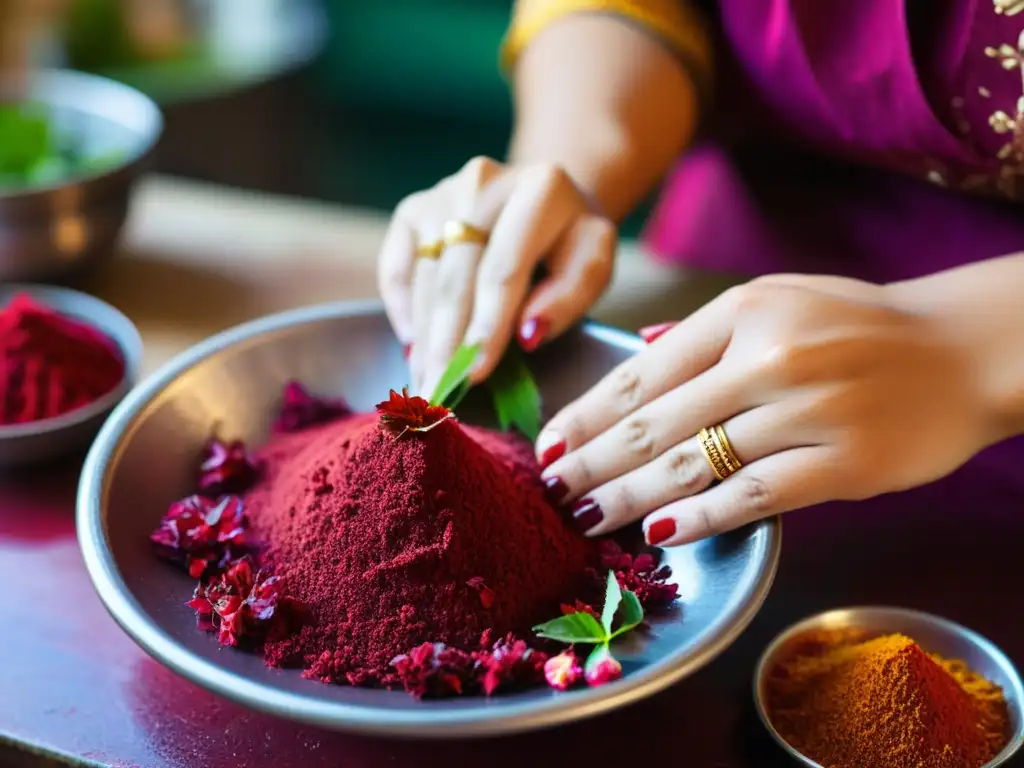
[645,0,1024,283]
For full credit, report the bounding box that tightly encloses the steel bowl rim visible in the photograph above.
[0,68,163,202]
[0,283,142,438]
[77,299,782,738]
[752,605,1024,767]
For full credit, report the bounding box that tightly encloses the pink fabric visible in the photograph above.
[645,0,1024,281]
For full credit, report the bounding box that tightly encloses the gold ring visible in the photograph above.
[443,220,489,248]
[416,240,445,260]
[697,425,743,482]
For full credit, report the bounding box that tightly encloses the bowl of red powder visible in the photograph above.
[0,284,141,467]
[77,301,781,738]
[754,606,1024,767]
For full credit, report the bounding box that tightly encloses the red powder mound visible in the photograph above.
[0,293,124,424]
[245,413,595,685]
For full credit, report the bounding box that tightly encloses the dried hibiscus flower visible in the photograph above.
[198,437,263,496]
[596,540,679,611]
[187,557,301,647]
[273,380,351,433]
[391,642,474,699]
[471,633,549,696]
[150,495,250,578]
[375,388,453,437]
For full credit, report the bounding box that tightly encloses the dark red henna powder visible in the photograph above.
[150,383,682,698]
[245,411,595,686]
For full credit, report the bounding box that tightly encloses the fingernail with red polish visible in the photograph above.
[646,518,676,546]
[572,498,604,533]
[402,343,412,359]
[539,439,566,470]
[543,475,570,505]
[638,322,676,344]
[518,317,550,353]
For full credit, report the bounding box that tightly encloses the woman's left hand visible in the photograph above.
[537,274,999,547]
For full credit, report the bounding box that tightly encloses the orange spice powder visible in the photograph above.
[765,629,1010,767]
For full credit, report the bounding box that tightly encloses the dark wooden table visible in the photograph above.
[3,435,1023,767]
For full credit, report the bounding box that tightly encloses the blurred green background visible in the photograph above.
[57,0,647,235]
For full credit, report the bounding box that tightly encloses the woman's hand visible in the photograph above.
[377,156,615,397]
[537,274,999,547]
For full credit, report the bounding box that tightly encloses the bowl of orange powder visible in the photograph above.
[754,606,1024,768]
[0,284,142,467]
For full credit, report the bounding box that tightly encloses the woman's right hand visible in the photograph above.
[377,156,616,397]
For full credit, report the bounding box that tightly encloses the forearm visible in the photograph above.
[889,254,1024,440]
[507,10,702,221]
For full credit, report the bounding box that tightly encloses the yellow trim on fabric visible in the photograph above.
[500,0,710,74]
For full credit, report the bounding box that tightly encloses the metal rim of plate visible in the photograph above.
[77,299,783,739]
[752,606,1024,767]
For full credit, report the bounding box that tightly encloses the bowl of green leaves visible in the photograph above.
[0,69,162,282]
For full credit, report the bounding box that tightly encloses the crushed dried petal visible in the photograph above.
[272,380,351,433]
[186,557,302,647]
[595,540,679,611]
[198,438,263,496]
[150,495,250,579]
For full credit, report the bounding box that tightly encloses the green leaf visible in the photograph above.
[430,344,481,407]
[0,105,52,176]
[532,611,608,645]
[600,570,622,636]
[486,345,543,440]
[611,590,644,638]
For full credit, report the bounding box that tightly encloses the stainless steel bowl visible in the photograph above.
[0,284,143,468]
[754,606,1024,767]
[77,301,782,738]
[0,69,163,282]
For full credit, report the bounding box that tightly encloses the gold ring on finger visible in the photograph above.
[443,220,489,248]
[698,424,743,482]
[416,240,445,260]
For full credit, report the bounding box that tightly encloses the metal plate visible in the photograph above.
[77,301,781,739]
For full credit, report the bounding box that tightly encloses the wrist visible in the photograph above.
[508,123,651,221]
[886,276,1024,444]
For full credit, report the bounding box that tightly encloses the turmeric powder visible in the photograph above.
[765,629,1009,767]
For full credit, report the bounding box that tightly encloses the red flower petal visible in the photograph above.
[150,495,252,580]
[185,557,304,648]
[375,388,453,437]
[197,438,262,496]
[272,380,351,433]
[478,587,496,610]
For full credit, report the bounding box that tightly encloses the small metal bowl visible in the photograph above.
[0,284,142,468]
[754,606,1024,767]
[0,69,163,283]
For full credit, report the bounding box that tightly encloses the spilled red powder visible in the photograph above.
[0,293,124,424]
[246,412,595,685]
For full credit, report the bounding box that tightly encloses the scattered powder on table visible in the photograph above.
[765,628,1010,768]
[0,293,124,424]
[246,412,596,685]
